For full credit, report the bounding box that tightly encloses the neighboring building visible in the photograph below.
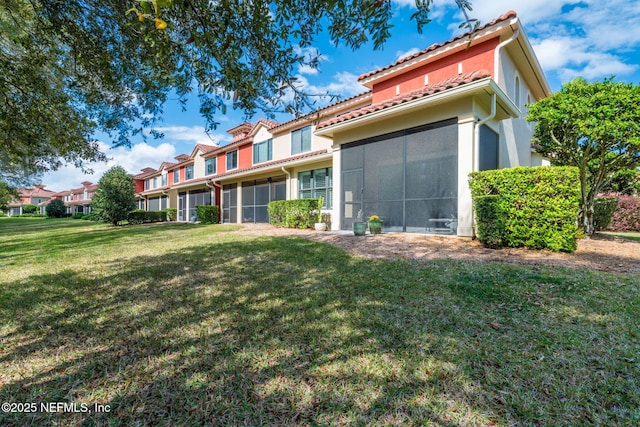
[132,10,550,236]
[44,181,98,215]
[6,184,56,215]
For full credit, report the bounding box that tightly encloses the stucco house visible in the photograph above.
[6,184,56,215]
[133,10,549,237]
[315,10,550,235]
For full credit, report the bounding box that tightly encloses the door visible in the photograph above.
[178,192,186,222]
[341,168,363,230]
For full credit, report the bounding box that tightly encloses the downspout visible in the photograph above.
[493,29,519,86]
[281,167,291,199]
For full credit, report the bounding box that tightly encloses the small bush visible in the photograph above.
[268,199,322,229]
[469,166,580,252]
[22,204,37,214]
[593,198,618,231]
[82,214,96,221]
[13,213,47,218]
[608,195,640,231]
[163,208,177,221]
[195,205,218,224]
[72,212,85,219]
[127,210,167,225]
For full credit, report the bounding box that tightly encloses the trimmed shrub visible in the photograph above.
[46,199,66,218]
[473,195,506,249]
[82,214,97,221]
[609,195,640,231]
[469,166,580,252]
[14,213,47,218]
[268,199,322,229]
[72,212,85,219]
[593,198,618,231]
[196,205,219,224]
[127,210,167,225]
[22,204,37,214]
[163,208,177,221]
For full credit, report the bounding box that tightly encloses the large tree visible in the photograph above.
[526,77,640,235]
[0,181,19,211]
[0,0,474,181]
[91,166,136,226]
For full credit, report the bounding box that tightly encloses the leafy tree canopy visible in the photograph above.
[91,166,136,226]
[527,77,640,234]
[0,181,19,210]
[0,0,474,181]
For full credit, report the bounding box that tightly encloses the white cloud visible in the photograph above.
[43,141,177,192]
[153,125,225,146]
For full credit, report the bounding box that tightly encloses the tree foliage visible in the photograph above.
[46,198,67,218]
[527,77,640,234]
[91,166,136,226]
[0,181,19,210]
[1,0,473,181]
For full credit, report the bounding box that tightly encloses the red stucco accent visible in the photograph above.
[372,38,498,104]
[238,143,252,169]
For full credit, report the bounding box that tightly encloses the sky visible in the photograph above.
[42,0,640,192]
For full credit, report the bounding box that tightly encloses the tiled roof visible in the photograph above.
[358,10,517,82]
[254,118,280,129]
[317,70,491,130]
[194,144,219,154]
[134,168,158,179]
[270,91,373,133]
[213,149,329,180]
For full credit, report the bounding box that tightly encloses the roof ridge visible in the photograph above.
[358,10,517,82]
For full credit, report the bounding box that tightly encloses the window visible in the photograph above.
[299,167,332,208]
[185,165,194,180]
[152,177,158,188]
[253,139,272,164]
[291,126,311,155]
[161,173,168,187]
[173,169,180,184]
[479,125,499,171]
[205,158,216,175]
[144,179,149,190]
[227,150,238,170]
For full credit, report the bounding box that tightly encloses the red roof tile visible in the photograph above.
[317,70,491,130]
[358,10,517,82]
[213,149,329,180]
[270,91,373,133]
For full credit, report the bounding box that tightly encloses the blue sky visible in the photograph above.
[43,0,640,191]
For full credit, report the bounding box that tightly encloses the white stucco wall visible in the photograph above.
[496,50,539,167]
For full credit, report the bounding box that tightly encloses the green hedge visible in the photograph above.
[593,198,618,231]
[72,212,85,219]
[196,205,219,224]
[127,210,167,225]
[268,199,322,229]
[163,208,177,221]
[11,213,47,218]
[469,166,580,252]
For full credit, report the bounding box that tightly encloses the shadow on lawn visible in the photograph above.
[0,236,638,426]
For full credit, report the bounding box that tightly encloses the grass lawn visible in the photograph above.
[1,218,638,426]
[600,231,640,242]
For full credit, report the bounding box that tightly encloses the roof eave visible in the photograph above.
[315,78,518,138]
